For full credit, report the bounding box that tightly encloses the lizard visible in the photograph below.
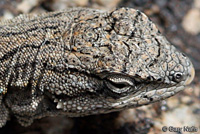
[0,7,195,127]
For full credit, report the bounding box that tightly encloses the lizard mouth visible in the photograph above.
[110,85,185,109]
[108,63,195,110]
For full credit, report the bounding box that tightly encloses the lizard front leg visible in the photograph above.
[0,95,9,127]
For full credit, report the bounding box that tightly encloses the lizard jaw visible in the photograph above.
[110,85,185,109]
[109,64,195,109]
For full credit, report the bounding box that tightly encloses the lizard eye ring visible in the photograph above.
[105,75,134,94]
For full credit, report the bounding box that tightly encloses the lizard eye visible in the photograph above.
[105,75,134,94]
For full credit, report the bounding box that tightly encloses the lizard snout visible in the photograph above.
[185,63,195,85]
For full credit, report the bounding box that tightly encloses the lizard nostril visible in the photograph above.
[173,72,183,82]
[175,73,182,79]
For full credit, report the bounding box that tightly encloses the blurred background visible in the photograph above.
[0,0,199,134]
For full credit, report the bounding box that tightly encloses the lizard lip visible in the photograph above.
[185,64,195,85]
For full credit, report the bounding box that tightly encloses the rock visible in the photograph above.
[17,0,39,13]
[182,0,200,35]
[94,0,121,8]
[51,0,89,11]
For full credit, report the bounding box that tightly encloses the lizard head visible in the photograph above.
[93,8,195,110]
[53,8,195,116]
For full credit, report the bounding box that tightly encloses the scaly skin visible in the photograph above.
[0,7,195,127]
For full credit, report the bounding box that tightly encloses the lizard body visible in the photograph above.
[0,7,195,127]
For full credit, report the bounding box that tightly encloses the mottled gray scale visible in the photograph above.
[0,7,194,127]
